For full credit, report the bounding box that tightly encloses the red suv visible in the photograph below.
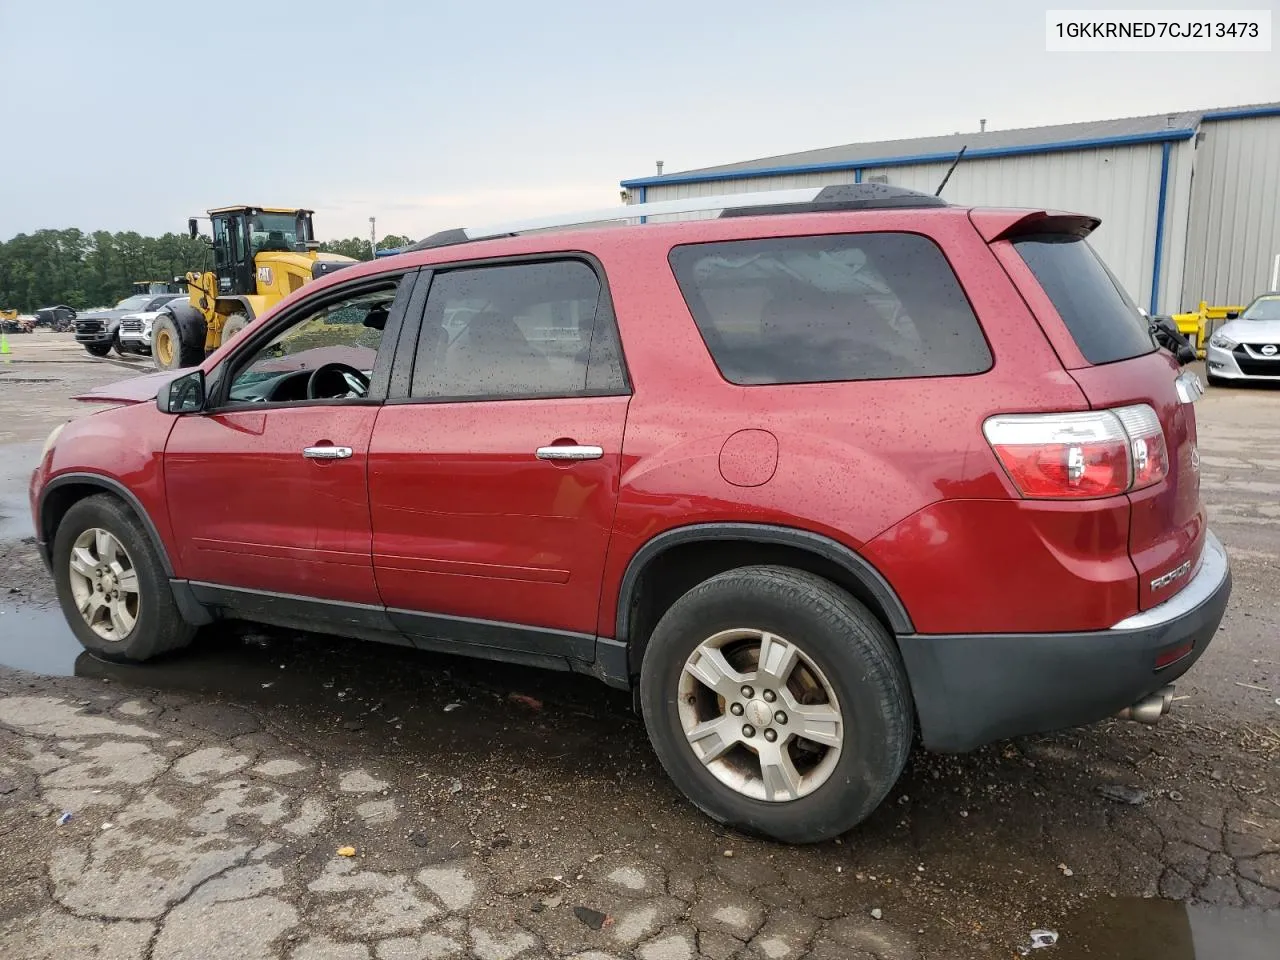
[30,185,1230,842]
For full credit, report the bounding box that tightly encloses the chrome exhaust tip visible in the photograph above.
[1117,684,1176,725]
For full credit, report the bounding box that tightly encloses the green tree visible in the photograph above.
[0,228,215,311]
[318,237,374,261]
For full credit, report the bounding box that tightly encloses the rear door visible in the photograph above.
[997,228,1203,611]
[367,256,631,656]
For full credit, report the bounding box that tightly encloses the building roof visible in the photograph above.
[621,101,1280,189]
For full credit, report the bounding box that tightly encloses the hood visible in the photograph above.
[73,369,182,405]
[1216,317,1280,344]
[77,308,131,322]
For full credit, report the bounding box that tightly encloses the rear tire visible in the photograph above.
[220,313,250,345]
[85,342,111,357]
[639,565,913,843]
[52,494,195,663]
[152,314,204,371]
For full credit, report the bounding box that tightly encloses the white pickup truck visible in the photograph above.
[117,298,185,356]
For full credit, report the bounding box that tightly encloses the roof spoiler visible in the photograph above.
[968,209,1101,243]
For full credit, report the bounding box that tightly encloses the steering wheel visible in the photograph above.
[305,362,370,400]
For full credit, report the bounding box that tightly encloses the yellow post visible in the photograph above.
[0,332,10,358]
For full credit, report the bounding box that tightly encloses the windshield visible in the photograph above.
[1242,296,1280,321]
[249,212,310,254]
[114,295,153,311]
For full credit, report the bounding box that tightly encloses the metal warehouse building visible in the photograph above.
[620,102,1280,315]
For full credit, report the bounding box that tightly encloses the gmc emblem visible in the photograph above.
[1151,560,1192,591]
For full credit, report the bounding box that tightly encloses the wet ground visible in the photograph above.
[0,332,1277,959]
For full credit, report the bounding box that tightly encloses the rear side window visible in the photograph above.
[669,233,991,385]
[1013,235,1155,364]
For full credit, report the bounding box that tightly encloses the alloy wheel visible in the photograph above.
[677,628,843,802]
[67,527,141,642]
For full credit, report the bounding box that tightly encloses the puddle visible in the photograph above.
[1053,897,1280,959]
[0,604,82,675]
[0,440,39,539]
[0,600,637,766]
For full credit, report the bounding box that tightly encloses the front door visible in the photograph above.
[368,258,631,655]
[165,278,405,605]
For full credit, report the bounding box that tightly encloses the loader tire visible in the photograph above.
[152,313,205,371]
[219,313,250,345]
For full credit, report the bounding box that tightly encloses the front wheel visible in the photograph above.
[639,565,913,843]
[52,494,196,662]
[84,342,112,357]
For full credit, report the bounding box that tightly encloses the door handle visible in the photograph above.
[303,445,353,460]
[536,444,604,461]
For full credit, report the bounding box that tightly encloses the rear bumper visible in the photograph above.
[899,531,1231,752]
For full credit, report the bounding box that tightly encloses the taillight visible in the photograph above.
[1114,404,1169,489]
[983,405,1167,500]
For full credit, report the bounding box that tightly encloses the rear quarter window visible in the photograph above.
[669,232,991,385]
[1013,235,1155,364]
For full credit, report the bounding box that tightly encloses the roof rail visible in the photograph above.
[408,184,945,251]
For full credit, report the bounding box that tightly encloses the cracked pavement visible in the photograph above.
[0,338,1277,958]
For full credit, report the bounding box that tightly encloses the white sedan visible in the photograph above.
[1206,293,1280,385]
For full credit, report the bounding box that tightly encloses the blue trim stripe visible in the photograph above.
[1202,105,1280,122]
[1150,141,1172,313]
[620,128,1197,188]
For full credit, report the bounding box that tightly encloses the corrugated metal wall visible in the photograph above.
[1181,115,1280,308]
[640,145,1171,311]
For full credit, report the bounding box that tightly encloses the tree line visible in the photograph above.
[0,229,415,312]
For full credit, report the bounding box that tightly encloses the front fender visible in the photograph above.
[36,402,181,577]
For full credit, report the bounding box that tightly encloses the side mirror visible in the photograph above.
[188,218,199,239]
[1225,311,1240,320]
[159,369,205,414]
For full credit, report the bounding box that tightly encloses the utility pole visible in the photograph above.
[369,216,376,259]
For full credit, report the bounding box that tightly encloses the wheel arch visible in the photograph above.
[39,473,175,577]
[615,523,914,677]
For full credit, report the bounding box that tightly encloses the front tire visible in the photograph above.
[52,494,196,663]
[639,565,913,843]
[84,342,111,357]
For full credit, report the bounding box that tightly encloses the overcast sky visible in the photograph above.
[1,0,1275,242]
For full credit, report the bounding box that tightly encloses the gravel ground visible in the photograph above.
[0,332,1276,959]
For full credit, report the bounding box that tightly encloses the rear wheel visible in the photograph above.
[52,494,196,662]
[152,314,204,371]
[219,313,250,345]
[639,565,913,843]
[84,342,111,357]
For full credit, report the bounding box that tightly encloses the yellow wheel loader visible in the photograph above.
[152,206,355,370]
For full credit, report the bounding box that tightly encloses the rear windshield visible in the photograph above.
[669,233,992,385]
[1013,235,1155,364]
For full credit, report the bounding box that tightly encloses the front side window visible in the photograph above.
[226,284,397,404]
[669,233,991,385]
[411,260,626,400]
